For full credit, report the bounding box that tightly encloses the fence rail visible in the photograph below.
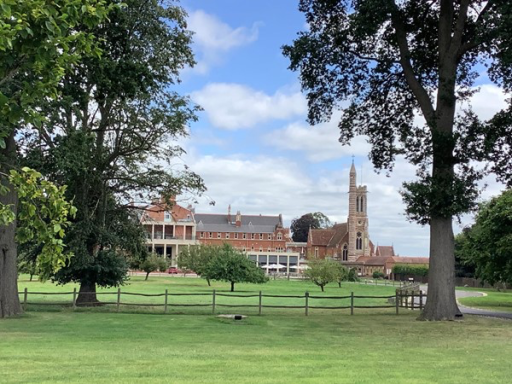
[19,287,426,316]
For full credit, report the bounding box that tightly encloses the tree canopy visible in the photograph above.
[291,212,331,242]
[21,0,205,305]
[177,244,215,285]
[284,0,512,320]
[456,190,512,286]
[203,244,268,292]
[304,258,341,291]
[0,0,111,318]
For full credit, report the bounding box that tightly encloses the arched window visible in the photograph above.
[361,196,365,213]
[356,196,360,212]
[356,232,362,250]
[342,244,348,261]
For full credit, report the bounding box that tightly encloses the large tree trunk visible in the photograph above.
[75,280,100,306]
[0,131,22,318]
[419,216,462,321]
[230,281,235,292]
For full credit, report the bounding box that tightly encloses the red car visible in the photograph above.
[168,267,182,274]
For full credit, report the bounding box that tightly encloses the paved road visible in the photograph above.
[420,285,512,320]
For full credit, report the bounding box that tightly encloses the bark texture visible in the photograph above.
[419,216,462,320]
[75,280,100,306]
[0,132,22,318]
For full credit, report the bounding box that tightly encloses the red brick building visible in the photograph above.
[141,203,301,272]
[306,162,429,277]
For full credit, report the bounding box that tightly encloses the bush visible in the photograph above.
[392,264,429,277]
[372,271,385,279]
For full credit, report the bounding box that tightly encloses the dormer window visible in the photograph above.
[164,211,171,222]
[277,233,283,240]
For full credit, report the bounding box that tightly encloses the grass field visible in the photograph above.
[458,287,512,313]
[17,275,400,316]
[2,276,511,383]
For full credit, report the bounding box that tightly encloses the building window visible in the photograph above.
[226,233,230,239]
[234,233,238,239]
[209,232,212,239]
[268,234,272,240]
[259,247,263,252]
[356,232,362,250]
[242,247,246,252]
[267,247,271,252]
[251,246,254,251]
[200,232,204,239]
[243,233,246,239]
[342,244,348,261]
[164,211,171,221]
[315,247,319,257]
[217,232,221,239]
[251,233,255,240]
[259,233,263,240]
[277,233,283,240]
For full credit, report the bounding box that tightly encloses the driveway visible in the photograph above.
[420,285,512,320]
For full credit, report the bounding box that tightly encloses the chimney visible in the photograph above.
[235,211,242,227]
[227,204,231,223]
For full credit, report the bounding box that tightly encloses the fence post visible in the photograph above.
[72,288,77,310]
[411,290,415,311]
[258,291,262,316]
[23,287,28,310]
[405,289,408,310]
[212,289,216,314]
[350,291,354,315]
[117,288,121,312]
[305,292,309,316]
[164,289,168,314]
[395,292,399,315]
[419,290,423,311]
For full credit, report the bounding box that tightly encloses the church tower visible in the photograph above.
[347,161,370,261]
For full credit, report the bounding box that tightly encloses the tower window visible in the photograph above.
[342,244,348,261]
[356,232,362,250]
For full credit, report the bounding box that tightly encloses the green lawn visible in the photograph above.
[1,310,511,383]
[458,288,512,313]
[17,275,399,316]
[2,276,511,383]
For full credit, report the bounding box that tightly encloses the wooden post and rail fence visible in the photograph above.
[19,286,426,316]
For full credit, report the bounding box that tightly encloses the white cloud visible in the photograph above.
[179,148,431,256]
[190,83,307,129]
[264,113,371,162]
[187,10,260,74]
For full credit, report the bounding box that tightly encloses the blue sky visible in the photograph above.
[171,1,508,257]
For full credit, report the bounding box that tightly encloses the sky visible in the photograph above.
[171,0,508,257]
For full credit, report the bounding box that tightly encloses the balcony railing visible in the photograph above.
[147,234,196,241]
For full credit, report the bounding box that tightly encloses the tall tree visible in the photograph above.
[23,0,205,305]
[291,212,331,242]
[0,0,110,318]
[456,190,512,286]
[283,0,512,320]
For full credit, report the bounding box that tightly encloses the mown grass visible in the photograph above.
[1,310,511,383]
[458,287,512,313]
[2,277,511,383]
[17,275,399,316]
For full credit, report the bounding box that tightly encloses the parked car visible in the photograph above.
[168,267,181,274]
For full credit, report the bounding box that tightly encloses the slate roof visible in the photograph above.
[195,213,281,233]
